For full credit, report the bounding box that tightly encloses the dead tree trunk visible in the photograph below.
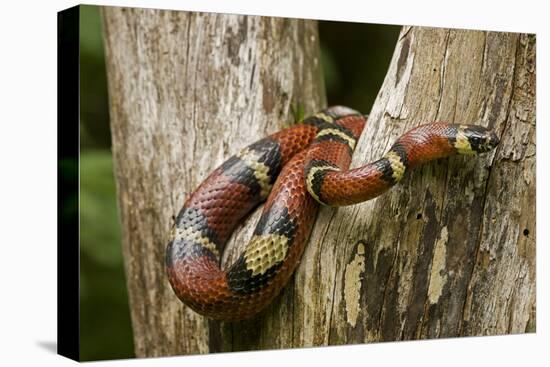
[300,27,535,343]
[101,7,325,357]
[103,8,535,357]
[215,27,535,350]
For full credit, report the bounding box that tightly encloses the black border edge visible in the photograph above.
[57,4,80,361]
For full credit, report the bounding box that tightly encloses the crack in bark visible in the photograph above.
[435,30,452,120]
[500,36,520,135]
[323,208,341,344]
[458,36,519,336]
[457,157,493,335]
[480,31,488,80]
[506,272,518,334]
[290,278,295,348]
[474,32,488,123]
[399,26,413,41]
[376,229,402,340]
[189,18,201,172]
[452,81,459,123]
[250,62,256,90]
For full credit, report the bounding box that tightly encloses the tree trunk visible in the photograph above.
[101,7,325,357]
[103,8,536,357]
[301,27,535,343]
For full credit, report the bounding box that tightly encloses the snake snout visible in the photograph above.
[477,130,500,153]
[463,125,500,153]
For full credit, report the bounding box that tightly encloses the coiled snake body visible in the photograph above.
[166,106,499,321]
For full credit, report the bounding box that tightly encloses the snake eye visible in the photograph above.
[469,135,482,146]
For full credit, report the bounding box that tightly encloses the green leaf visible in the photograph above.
[80,151,122,267]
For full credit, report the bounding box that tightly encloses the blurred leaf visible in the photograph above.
[79,150,134,360]
[80,5,111,149]
[320,45,341,96]
[318,21,400,113]
[80,151,122,267]
[80,5,105,57]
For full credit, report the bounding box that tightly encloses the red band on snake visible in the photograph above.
[165,106,499,321]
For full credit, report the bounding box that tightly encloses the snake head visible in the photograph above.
[461,125,500,154]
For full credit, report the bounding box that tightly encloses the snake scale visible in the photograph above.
[165,106,499,321]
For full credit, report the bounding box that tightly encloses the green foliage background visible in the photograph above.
[79,5,133,361]
[77,5,399,361]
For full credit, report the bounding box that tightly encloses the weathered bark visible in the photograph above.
[300,27,535,344]
[101,7,325,357]
[103,7,536,358]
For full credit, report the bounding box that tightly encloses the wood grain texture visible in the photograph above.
[101,7,325,357]
[301,27,535,344]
